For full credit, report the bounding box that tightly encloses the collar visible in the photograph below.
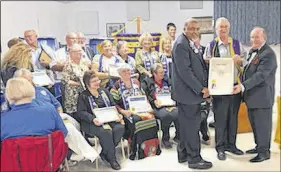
[10,102,34,110]
[258,42,266,50]
[217,37,231,46]
[154,77,163,88]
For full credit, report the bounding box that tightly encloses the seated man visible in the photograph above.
[141,63,180,148]
[13,68,99,164]
[1,77,68,141]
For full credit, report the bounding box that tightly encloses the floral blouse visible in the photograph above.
[61,59,89,114]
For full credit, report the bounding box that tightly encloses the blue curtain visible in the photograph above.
[214,1,280,45]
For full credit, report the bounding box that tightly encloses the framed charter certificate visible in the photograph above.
[128,95,152,113]
[156,93,176,106]
[32,70,54,86]
[93,106,119,123]
[108,64,121,78]
[208,58,234,95]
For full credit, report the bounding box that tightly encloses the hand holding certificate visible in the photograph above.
[208,58,234,95]
[128,95,153,113]
[93,106,120,123]
[156,93,176,107]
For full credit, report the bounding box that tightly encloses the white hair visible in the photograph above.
[117,63,131,74]
[215,17,230,29]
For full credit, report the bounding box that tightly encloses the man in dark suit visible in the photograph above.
[171,18,212,169]
[233,27,277,163]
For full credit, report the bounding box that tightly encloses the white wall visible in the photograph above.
[1,1,66,53]
[65,1,214,45]
[1,1,214,53]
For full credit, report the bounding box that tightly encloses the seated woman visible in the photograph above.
[116,41,138,78]
[92,40,123,88]
[61,43,89,121]
[110,63,161,158]
[77,70,124,170]
[1,42,34,86]
[14,68,99,163]
[135,32,160,82]
[159,36,173,79]
[141,63,180,149]
[1,77,67,141]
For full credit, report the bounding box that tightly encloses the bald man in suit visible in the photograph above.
[233,27,277,163]
[171,18,212,170]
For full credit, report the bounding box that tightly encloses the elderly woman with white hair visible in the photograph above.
[61,43,89,121]
[13,68,99,164]
[135,32,160,82]
[110,63,161,160]
[1,77,67,141]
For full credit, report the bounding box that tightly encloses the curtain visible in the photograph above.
[214,1,280,45]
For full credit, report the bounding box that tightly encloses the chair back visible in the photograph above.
[1,130,68,172]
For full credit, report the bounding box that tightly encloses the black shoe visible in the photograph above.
[163,140,172,149]
[225,147,244,155]
[249,153,270,163]
[246,148,258,154]
[209,122,215,128]
[217,151,226,160]
[109,161,121,170]
[188,159,213,169]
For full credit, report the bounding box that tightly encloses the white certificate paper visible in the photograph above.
[156,93,175,106]
[128,95,152,113]
[208,58,234,95]
[93,106,119,123]
[108,64,121,78]
[32,70,54,86]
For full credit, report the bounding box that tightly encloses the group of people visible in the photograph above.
[0,16,277,171]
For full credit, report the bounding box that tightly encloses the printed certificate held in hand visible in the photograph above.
[208,58,234,95]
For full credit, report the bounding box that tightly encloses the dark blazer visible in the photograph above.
[171,33,208,105]
[141,76,171,109]
[243,43,277,109]
[83,46,95,61]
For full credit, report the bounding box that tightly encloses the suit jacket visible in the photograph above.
[243,43,277,109]
[83,46,95,61]
[171,33,208,105]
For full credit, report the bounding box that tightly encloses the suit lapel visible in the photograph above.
[244,43,268,79]
[183,34,205,68]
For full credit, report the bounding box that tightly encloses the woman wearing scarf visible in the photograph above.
[77,70,124,170]
[135,32,160,82]
[110,63,161,160]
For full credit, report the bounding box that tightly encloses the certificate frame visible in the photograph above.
[128,95,152,113]
[108,64,121,78]
[93,106,119,123]
[208,58,234,95]
[156,93,176,107]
